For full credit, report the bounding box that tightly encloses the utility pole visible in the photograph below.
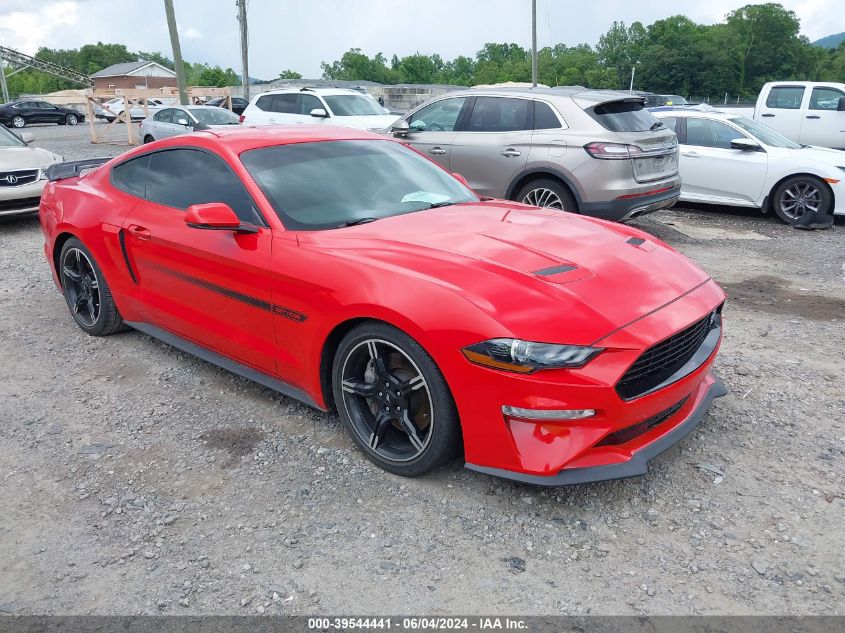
[163,0,189,105]
[237,0,249,101]
[531,0,538,87]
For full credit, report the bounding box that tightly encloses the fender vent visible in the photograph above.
[534,264,577,276]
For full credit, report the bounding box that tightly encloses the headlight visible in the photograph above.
[461,338,603,373]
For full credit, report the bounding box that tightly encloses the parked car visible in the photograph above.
[391,87,680,222]
[39,125,725,484]
[652,107,845,223]
[140,105,240,143]
[717,81,845,149]
[206,96,248,115]
[636,92,690,108]
[94,98,168,122]
[0,126,62,216]
[0,100,85,128]
[240,87,400,131]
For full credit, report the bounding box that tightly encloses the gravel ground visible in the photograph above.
[0,125,843,616]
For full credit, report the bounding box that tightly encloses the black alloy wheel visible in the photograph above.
[333,323,461,476]
[773,175,832,224]
[59,238,125,336]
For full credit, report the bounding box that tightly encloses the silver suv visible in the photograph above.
[392,87,680,221]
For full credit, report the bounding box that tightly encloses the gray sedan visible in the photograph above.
[139,105,240,143]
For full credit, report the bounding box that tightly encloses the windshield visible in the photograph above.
[241,140,478,230]
[188,107,240,125]
[0,126,26,148]
[323,95,385,116]
[730,116,801,149]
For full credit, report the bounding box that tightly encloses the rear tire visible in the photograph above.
[772,175,832,224]
[66,114,79,126]
[332,322,461,477]
[516,177,578,212]
[59,238,125,336]
[11,115,25,128]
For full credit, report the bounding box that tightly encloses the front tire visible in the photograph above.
[66,114,79,126]
[11,115,25,128]
[516,177,578,212]
[59,238,125,336]
[772,175,832,224]
[332,322,461,477]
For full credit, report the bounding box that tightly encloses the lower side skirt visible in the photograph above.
[125,321,323,411]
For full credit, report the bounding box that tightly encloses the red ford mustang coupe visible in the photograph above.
[39,125,726,485]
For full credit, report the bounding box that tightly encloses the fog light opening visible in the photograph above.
[502,406,596,421]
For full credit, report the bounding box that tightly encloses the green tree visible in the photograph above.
[278,69,302,79]
[596,21,646,88]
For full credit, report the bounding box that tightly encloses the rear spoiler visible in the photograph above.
[45,158,111,182]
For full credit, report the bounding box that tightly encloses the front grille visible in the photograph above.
[597,396,689,447]
[616,310,716,400]
[0,196,41,212]
[0,169,39,187]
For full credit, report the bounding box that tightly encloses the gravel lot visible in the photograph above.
[1,124,843,616]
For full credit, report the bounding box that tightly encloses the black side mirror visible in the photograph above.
[838,97,845,112]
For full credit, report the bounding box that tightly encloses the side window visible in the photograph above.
[765,86,805,109]
[661,117,678,132]
[255,95,274,111]
[299,94,323,115]
[685,118,744,149]
[154,109,173,123]
[271,94,298,114]
[809,87,845,111]
[111,154,150,198]
[466,97,531,132]
[533,101,562,130]
[145,149,261,224]
[407,97,467,132]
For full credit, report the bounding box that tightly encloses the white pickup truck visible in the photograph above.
[720,81,845,149]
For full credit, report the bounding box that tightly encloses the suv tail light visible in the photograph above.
[583,142,644,160]
[238,114,245,124]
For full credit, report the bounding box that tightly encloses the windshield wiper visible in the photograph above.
[338,217,379,227]
[425,201,458,209]
[649,122,665,131]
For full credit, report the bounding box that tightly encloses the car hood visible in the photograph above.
[0,146,59,170]
[329,114,401,131]
[302,202,712,344]
[771,145,845,166]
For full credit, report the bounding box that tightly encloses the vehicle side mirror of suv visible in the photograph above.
[838,97,845,112]
[309,108,329,118]
[391,120,410,136]
[185,203,256,234]
[730,138,760,151]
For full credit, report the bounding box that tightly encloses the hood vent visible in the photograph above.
[533,264,577,276]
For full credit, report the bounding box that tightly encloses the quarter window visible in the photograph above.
[765,86,805,109]
[467,97,531,132]
[407,97,467,132]
[809,87,845,110]
[685,118,745,149]
[111,154,150,198]
[533,101,562,129]
[144,149,262,224]
[255,95,274,111]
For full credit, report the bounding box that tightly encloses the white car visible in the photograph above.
[0,126,62,216]
[95,97,169,122]
[139,105,240,143]
[652,106,845,223]
[240,87,400,131]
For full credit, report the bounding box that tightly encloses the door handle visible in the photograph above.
[127,224,151,240]
[429,147,446,155]
[681,151,701,158]
[761,113,775,117]
[806,115,821,119]
[501,148,521,157]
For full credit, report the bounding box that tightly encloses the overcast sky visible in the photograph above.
[0,0,841,79]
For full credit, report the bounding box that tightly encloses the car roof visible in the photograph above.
[254,87,364,98]
[431,86,644,107]
[650,106,743,121]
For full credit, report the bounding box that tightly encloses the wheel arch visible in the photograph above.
[505,167,582,207]
[52,231,80,288]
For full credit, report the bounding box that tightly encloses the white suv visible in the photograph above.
[240,87,399,131]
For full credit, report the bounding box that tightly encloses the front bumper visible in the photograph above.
[0,179,46,216]
[467,374,726,486]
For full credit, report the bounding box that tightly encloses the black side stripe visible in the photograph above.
[150,264,308,322]
[117,229,138,284]
[534,264,577,276]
